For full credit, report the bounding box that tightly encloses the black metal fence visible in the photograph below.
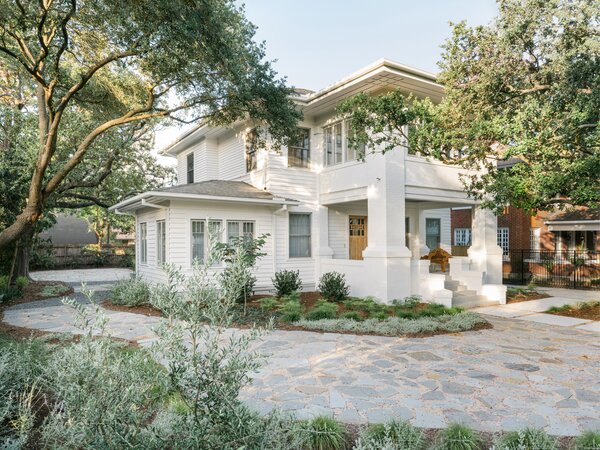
[502,250,600,290]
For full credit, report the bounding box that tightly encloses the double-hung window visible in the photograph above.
[497,227,510,255]
[187,152,194,183]
[227,221,254,244]
[289,213,311,257]
[454,228,472,246]
[156,220,166,265]
[246,139,257,172]
[425,218,441,250]
[324,121,364,167]
[139,223,147,264]
[288,128,310,168]
[191,220,223,264]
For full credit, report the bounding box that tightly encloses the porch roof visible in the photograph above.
[109,180,300,213]
[545,207,600,231]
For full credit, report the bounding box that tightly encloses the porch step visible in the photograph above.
[444,280,467,292]
[452,291,499,309]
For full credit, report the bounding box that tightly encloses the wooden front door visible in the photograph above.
[349,216,368,260]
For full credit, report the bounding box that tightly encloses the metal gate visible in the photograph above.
[502,250,600,290]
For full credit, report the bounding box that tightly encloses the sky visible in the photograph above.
[155,0,498,160]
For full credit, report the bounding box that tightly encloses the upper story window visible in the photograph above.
[288,128,310,168]
[187,152,194,184]
[246,135,257,172]
[324,121,364,167]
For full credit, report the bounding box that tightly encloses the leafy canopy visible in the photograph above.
[339,0,599,212]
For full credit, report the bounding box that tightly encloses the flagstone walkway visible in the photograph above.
[3,289,599,436]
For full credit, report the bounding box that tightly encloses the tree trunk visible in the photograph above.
[13,240,31,280]
[0,208,38,252]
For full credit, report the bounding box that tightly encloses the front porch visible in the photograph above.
[318,197,506,306]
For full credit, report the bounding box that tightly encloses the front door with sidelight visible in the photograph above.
[349,216,368,260]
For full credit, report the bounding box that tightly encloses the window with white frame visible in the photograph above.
[139,222,147,264]
[289,213,311,257]
[324,121,364,167]
[187,152,194,183]
[227,220,254,244]
[497,227,509,255]
[157,220,166,264]
[245,135,257,172]
[288,128,310,168]
[345,120,364,162]
[454,228,472,246]
[191,220,223,264]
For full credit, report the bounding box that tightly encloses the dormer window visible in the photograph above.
[187,152,194,183]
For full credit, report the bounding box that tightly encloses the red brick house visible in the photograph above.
[451,206,600,253]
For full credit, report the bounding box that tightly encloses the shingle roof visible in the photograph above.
[158,180,281,200]
[546,207,600,222]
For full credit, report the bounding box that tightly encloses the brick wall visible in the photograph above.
[497,206,532,251]
[450,208,472,245]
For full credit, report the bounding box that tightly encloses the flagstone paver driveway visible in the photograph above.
[3,271,600,436]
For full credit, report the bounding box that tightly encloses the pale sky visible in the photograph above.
[155,0,499,162]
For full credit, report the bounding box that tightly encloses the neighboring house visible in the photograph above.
[451,206,600,254]
[111,59,506,306]
[38,213,98,246]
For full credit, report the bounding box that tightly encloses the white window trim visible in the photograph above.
[454,228,472,246]
[323,120,363,168]
[288,128,311,168]
[190,219,224,266]
[289,213,312,258]
[226,220,256,244]
[497,227,510,254]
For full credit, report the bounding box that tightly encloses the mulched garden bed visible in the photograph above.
[3,280,74,307]
[547,302,600,321]
[506,288,551,304]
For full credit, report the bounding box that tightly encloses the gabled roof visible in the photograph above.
[110,180,299,213]
[545,207,600,223]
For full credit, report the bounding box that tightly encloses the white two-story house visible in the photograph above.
[111,59,506,307]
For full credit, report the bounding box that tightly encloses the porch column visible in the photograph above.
[414,207,431,257]
[315,205,333,258]
[362,148,412,302]
[468,205,503,284]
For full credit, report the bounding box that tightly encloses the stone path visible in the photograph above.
[3,290,599,435]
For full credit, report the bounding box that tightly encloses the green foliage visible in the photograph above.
[0,275,8,290]
[318,272,350,302]
[257,296,280,311]
[574,431,600,450]
[494,428,558,450]
[38,283,71,298]
[344,297,389,318]
[298,416,346,450]
[278,298,304,323]
[305,300,339,321]
[111,276,151,307]
[295,312,487,336]
[338,0,600,211]
[435,423,483,450]
[339,311,363,322]
[0,275,21,303]
[395,302,463,320]
[272,269,303,297]
[14,276,29,292]
[354,420,424,450]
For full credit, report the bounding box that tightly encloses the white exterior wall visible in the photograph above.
[136,207,168,284]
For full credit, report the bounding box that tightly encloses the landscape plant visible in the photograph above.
[434,423,483,450]
[298,416,347,450]
[304,300,338,321]
[493,428,558,450]
[272,269,303,297]
[353,420,424,450]
[574,431,600,450]
[278,295,304,323]
[318,272,350,302]
[110,276,151,307]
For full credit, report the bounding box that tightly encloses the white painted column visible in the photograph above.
[468,206,503,284]
[362,148,412,302]
[315,205,333,259]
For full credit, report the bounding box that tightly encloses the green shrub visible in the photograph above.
[340,311,363,321]
[284,290,301,303]
[435,423,483,450]
[272,269,302,297]
[355,420,424,450]
[257,296,280,311]
[39,283,71,298]
[0,275,9,290]
[298,416,346,450]
[494,428,558,450]
[278,299,303,322]
[318,272,350,302]
[574,431,600,450]
[305,300,338,321]
[111,277,151,307]
[15,276,29,292]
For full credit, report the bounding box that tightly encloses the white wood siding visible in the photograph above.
[218,132,246,180]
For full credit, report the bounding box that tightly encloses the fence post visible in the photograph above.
[521,250,524,285]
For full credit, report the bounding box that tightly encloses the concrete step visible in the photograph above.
[444,280,467,292]
[452,292,499,309]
